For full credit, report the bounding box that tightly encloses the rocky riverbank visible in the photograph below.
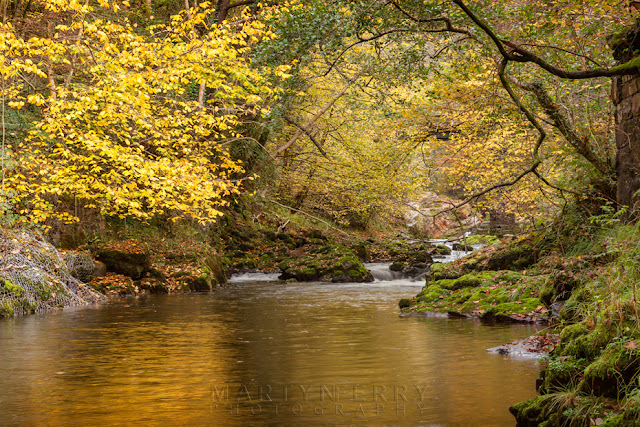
[399,239,549,324]
[400,215,640,425]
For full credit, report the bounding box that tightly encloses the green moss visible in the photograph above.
[434,244,452,255]
[278,244,372,282]
[449,276,482,290]
[465,235,500,245]
[1,279,25,298]
[539,356,588,394]
[582,341,640,397]
[390,261,405,271]
[430,262,464,281]
[611,56,640,73]
[510,395,552,426]
[0,300,17,316]
[348,269,361,277]
[486,299,539,317]
[486,244,535,270]
[558,323,617,360]
[416,285,448,301]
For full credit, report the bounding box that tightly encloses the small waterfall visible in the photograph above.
[364,263,405,282]
[366,237,484,283]
[228,272,281,283]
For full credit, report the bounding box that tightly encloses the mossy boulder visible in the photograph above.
[582,341,640,397]
[465,234,500,245]
[278,244,373,282]
[385,241,434,278]
[448,275,482,290]
[351,242,371,262]
[509,396,553,427]
[433,244,452,255]
[429,262,464,281]
[538,356,588,394]
[540,270,583,306]
[486,244,536,270]
[452,243,473,251]
[399,298,412,309]
[556,322,617,360]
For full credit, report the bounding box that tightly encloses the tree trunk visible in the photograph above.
[611,27,640,218]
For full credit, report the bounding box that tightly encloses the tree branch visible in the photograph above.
[322,29,410,77]
[271,70,365,158]
[452,0,640,79]
[389,1,471,35]
[437,58,546,215]
[507,75,614,178]
[268,199,352,237]
[282,115,328,157]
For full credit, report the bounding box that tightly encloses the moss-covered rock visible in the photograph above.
[582,341,640,397]
[486,244,536,270]
[556,322,617,360]
[278,244,373,282]
[509,395,552,427]
[433,244,452,255]
[465,235,500,245]
[403,269,548,323]
[384,241,434,278]
[430,262,464,281]
[399,298,412,309]
[538,356,588,394]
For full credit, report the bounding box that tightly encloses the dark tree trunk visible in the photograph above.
[611,26,640,218]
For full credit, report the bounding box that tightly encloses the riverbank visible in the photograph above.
[402,212,640,425]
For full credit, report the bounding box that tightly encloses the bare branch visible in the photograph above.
[271,70,365,157]
[268,199,352,237]
[322,29,410,77]
[283,115,328,157]
[437,58,545,215]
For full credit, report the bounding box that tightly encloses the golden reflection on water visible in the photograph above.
[0,281,542,426]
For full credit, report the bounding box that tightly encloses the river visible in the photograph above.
[0,264,542,426]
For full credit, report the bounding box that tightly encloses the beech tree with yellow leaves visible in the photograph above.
[0,0,290,227]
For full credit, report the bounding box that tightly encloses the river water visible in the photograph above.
[0,267,541,426]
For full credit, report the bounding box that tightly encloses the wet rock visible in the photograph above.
[452,243,473,251]
[278,244,373,283]
[96,244,151,280]
[432,244,452,255]
[188,276,212,292]
[93,261,107,278]
[486,334,560,358]
[398,298,412,309]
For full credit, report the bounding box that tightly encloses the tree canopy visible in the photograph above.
[1,0,638,230]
